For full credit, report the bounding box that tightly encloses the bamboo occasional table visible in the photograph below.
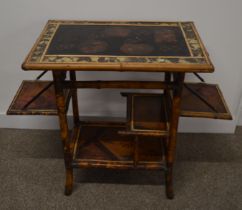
[8,20,232,199]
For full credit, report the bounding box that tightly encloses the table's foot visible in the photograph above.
[64,168,73,196]
[166,186,174,199]
[165,167,174,199]
[65,187,72,196]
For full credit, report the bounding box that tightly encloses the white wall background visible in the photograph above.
[238,99,242,125]
[0,0,242,132]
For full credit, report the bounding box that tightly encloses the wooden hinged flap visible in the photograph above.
[7,80,71,115]
[181,83,232,120]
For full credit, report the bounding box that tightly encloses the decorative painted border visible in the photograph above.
[27,20,209,66]
[29,23,59,63]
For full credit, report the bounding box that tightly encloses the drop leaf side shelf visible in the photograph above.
[7,79,232,120]
[7,75,232,173]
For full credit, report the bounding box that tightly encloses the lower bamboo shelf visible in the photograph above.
[72,123,166,170]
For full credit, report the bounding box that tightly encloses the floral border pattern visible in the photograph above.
[27,20,209,65]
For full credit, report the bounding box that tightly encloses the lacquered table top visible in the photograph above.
[22,20,214,72]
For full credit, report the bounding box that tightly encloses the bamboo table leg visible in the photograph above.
[164,72,171,148]
[70,71,79,125]
[53,71,73,195]
[165,72,185,199]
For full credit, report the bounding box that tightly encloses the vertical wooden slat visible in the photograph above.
[165,72,185,199]
[53,71,73,196]
[69,71,80,125]
[164,72,172,148]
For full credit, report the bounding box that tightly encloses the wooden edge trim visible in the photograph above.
[22,62,214,73]
[64,81,172,90]
[72,159,165,170]
[180,111,232,120]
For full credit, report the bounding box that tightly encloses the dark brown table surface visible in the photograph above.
[22,20,214,72]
